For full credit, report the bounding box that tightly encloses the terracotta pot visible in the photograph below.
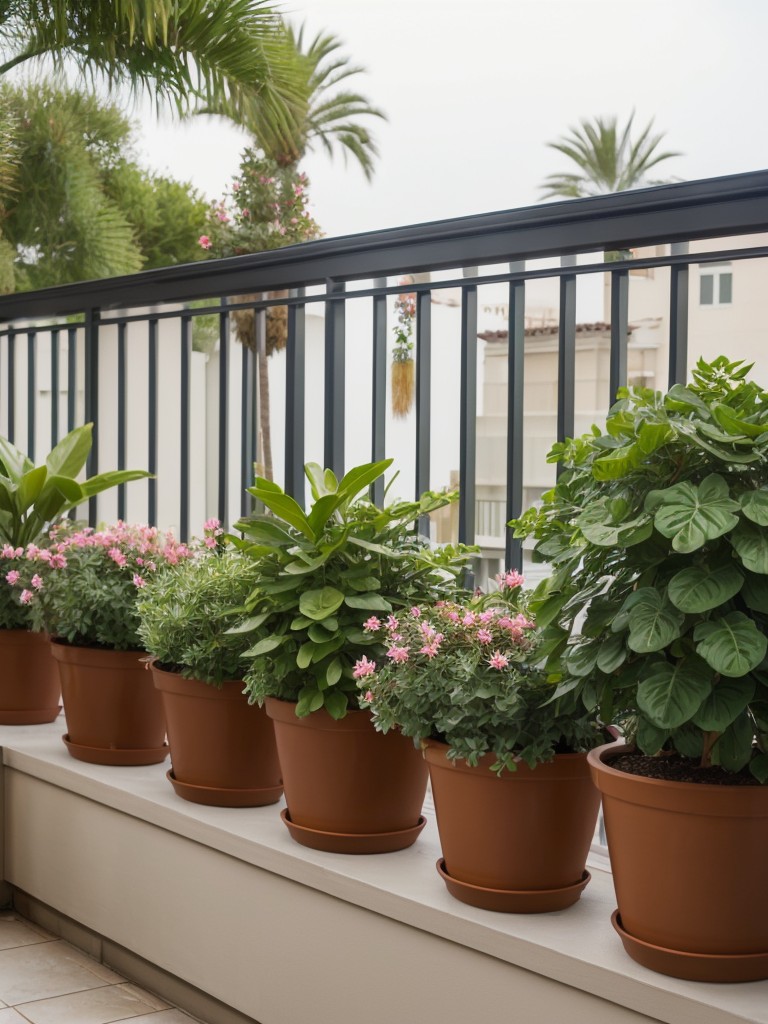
[265,697,428,853]
[589,741,768,982]
[425,740,600,912]
[51,641,167,766]
[0,629,61,724]
[151,664,282,807]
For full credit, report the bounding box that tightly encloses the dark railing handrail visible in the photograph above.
[1,169,768,321]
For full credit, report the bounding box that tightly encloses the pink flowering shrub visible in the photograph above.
[199,151,321,259]
[3,521,217,650]
[358,574,602,773]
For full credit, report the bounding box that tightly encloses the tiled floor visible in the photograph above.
[0,914,199,1024]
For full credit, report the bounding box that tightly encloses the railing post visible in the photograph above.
[285,288,306,506]
[83,307,99,526]
[609,268,629,404]
[505,267,525,572]
[7,328,15,444]
[116,322,127,521]
[458,284,478,544]
[26,331,35,461]
[180,315,191,540]
[218,307,229,527]
[415,288,432,503]
[371,279,387,507]
[147,318,158,527]
[669,241,690,387]
[324,280,345,476]
[50,328,59,449]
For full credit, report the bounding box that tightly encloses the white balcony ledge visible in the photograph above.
[1,719,766,1024]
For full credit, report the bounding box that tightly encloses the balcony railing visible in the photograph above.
[2,169,768,562]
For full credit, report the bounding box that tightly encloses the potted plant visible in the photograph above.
[234,458,471,853]
[136,532,282,807]
[513,356,768,979]
[0,425,148,723]
[359,571,603,912]
[15,520,191,765]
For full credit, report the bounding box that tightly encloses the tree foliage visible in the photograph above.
[540,111,681,199]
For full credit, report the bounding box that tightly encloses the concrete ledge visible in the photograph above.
[1,719,767,1024]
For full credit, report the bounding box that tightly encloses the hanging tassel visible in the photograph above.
[391,357,415,417]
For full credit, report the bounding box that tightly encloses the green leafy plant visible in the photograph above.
[232,459,473,719]
[137,544,264,686]
[358,572,602,774]
[11,521,194,651]
[512,356,768,782]
[0,423,149,548]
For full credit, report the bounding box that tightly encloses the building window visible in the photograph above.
[699,263,733,306]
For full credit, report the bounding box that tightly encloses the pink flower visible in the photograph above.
[19,589,33,604]
[204,518,221,532]
[386,645,410,663]
[362,690,374,704]
[419,643,440,659]
[216,210,230,223]
[31,574,43,590]
[204,536,217,549]
[132,574,146,588]
[479,610,496,624]
[5,570,20,584]
[410,606,421,618]
[488,651,509,670]
[108,547,127,567]
[353,656,376,679]
[461,612,476,626]
[50,553,67,569]
[497,569,525,590]
[420,620,435,639]
[2,544,16,558]
[477,628,493,644]
[386,615,399,633]
[363,616,381,632]
[198,235,212,250]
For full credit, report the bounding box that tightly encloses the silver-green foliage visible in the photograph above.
[233,459,473,719]
[137,549,262,686]
[512,356,768,782]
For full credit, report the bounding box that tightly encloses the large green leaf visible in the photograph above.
[667,562,743,613]
[336,459,392,504]
[592,444,642,481]
[15,465,48,514]
[693,676,755,732]
[635,717,669,755]
[713,403,768,438]
[299,587,345,621]
[694,612,768,677]
[306,492,346,537]
[243,635,286,657]
[624,588,684,653]
[77,469,151,498]
[344,593,392,611]
[0,435,33,483]
[596,632,628,673]
[45,423,93,478]
[563,641,599,677]
[652,474,740,553]
[712,712,755,772]
[234,516,295,546]
[731,520,768,574]
[740,488,768,526]
[247,486,314,540]
[636,658,713,729]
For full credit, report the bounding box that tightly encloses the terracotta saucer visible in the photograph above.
[62,733,169,766]
[280,809,426,854]
[166,770,283,807]
[436,859,591,913]
[612,911,768,983]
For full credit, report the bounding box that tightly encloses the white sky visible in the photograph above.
[133,0,768,242]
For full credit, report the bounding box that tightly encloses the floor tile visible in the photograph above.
[118,985,169,1012]
[0,1010,33,1023]
[123,1013,198,1024]
[15,982,169,1024]
[0,918,55,952]
[0,941,121,1004]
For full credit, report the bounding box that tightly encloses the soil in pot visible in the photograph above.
[51,641,167,765]
[425,741,600,913]
[0,629,61,724]
[152,664,282,807]
[589,741,768,982]
[265,697,428,854]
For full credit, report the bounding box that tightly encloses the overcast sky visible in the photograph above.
[135,0,768,241]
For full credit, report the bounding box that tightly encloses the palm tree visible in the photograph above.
[540,112,681,199]
[206,21,385,177]
[0,1,300,119]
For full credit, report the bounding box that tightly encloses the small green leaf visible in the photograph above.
[667,562,743,613]
[731,520,768,574]
[652,474,740,553]
[243,635,286,657]
[226,613,270,634]
[636,717,669,755]
[344,593,392,611]
[299,587,345,620]
[694,612,768,677]
[296,686,324,716]
[712,712,755,772]
[596,632,627,673]
[740,488,768,526]
[623,589,684,653]
[323,689,349,719]
[693,676,755,732]
[326,657,343,687]
[564,641,599,677]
